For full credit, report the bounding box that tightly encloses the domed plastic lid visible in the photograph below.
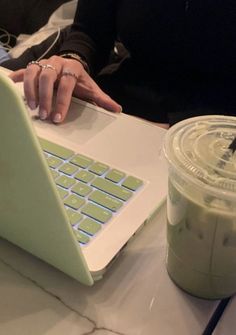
[164,115,236,197]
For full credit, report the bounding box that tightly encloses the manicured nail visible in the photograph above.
[39,109,48,120]
[53,113,62,123]
[28,100,36,110]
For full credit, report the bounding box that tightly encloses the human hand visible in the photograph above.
[9,55,122,123]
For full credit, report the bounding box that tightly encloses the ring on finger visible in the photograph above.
[41,64,58,75]
[60,70,79,81]
[27,60,42,69]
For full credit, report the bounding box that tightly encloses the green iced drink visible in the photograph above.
[167,179,236,299]
[164,115,236,299]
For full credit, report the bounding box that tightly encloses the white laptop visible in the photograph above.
[0,67,167,285]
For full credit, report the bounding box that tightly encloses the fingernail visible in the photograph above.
[53,113,62,123]
[28,100,36,110]
[118,105,123,113]
[39,109,48,120]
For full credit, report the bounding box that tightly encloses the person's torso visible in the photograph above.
[116,0,236,78]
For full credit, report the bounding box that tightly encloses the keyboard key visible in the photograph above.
[66,208,83,225]
[81,203,112,223]
[91,177,132,201]
[74,170,95,183]
[39,138,74,159]
[57,187,69,199]
[105,169,125,183]
[47,156,63,168]
[89,190,123,212]
[79,218,101,235]
[50,169,60,179]
[72,182,92,197]
[56,175,76,189]
[122,176,143,191]
[89,162,109,175]
[74,230,90,244]
[70,154,93,168]
[59,163,78,176]
[64,194,85,210]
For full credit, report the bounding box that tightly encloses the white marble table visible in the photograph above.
[0,204,220,335]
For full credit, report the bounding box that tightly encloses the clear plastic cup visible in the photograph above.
[163,115,236,299]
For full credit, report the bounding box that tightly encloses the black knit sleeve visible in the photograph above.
[59,0,117,75]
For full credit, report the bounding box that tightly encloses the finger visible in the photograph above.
[24,64,42,109]
[9,69,25,82]
[92,89,122,113]
[38,64,59,120]
[74,80,122,113]
[51,71,77,123]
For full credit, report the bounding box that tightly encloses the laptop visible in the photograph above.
[0,68,167,285]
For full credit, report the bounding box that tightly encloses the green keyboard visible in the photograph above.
[39,138,143,245]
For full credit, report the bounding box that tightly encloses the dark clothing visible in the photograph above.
[3,1,236,124]
[59,0,236,124]
[60,0,236,78]
[0,0,71,42]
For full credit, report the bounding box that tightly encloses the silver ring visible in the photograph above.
[27,61,42,68]
[61,70,79,81]
[41,64,58,75]
[41,64,56,71]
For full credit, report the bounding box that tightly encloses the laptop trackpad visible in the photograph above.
[31,99,116,145]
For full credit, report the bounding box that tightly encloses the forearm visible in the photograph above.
[59,0,117,75]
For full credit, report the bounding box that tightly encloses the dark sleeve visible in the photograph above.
[59,0,117,75]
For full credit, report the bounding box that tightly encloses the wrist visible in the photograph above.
[60,52,89,73]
